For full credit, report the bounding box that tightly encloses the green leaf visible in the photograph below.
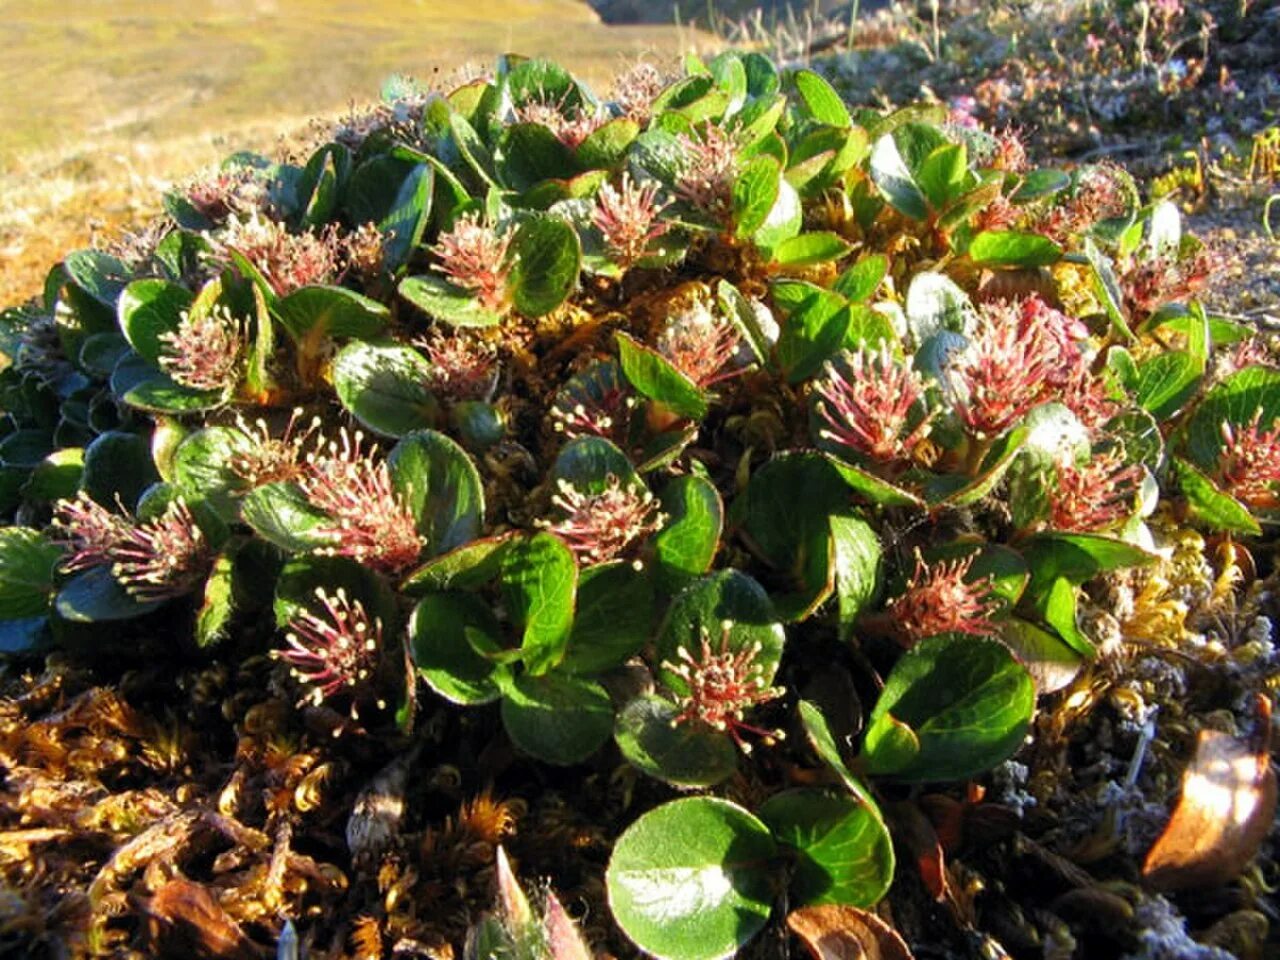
[862,634,1035,781]
[117,279,194,364]
[400,534,513,595]
[271,555,396,630]
[1185,365,1280,469]
[793,69,853,127]
[64,249,129,309]
[1031,575,1095,658]
[797,701,881,813]
[653,474,723,592]
[733,156,782,238]
[772,232,853,267]
[830,514,882,642]
[561,562,654,674]
[759,789,894,908]
[450,113,499,186]
[916,143,968,210]
[869,133,927,220]
[170,425,255,521]
[410,591,503,704]
[120,368,225,414]
[382,163,434,271]
[509,215,581,317]
[55,567,162,622]
[752,177,803,251]
[615,695,738,788]
[1132,351,1201,419]
[241,482,334,553]
[497,123,574,191]
[500,673,612,765]
[0,528,61,620]
[616,331,708,420]
[398,273,503,327]
[1010,168,1070,203]
[387,430,484,556]
[332,341,439,437]
[606,797,777,960]
[969,231,1063,268]
[1084,238,1135,342]
[741,453,848,618]
[273,285,389,343]
[657,570,784,692]
[574,117,639,171]
[829,457,925,509]
[998,617,1084,694]
[776,292,850,384]
[81,430,158,509]
[1023,532,1154,595]
[550,435,636,494]
[195,551,235,648]
[905,271,975,343]
[833,255,888,303]
[1175,458,1261,535]
[23,448,85,502]
[500,533,578,675]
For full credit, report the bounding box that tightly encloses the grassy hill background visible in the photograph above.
[0,0,713,305]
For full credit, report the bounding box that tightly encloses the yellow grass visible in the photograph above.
[0,1,715,305]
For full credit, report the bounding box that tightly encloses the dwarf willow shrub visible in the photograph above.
[0,50,1270,959]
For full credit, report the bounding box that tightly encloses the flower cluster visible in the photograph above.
[514,97,608,149]
[184,167,265,222]
[657,303,743,388]
[812,344,934,468]
[888,551,1001,645]
[611,62,667,123]
[1048,449,1145,532]
[431,213,515,314]
[541,475,664,567]
[301,430,423,574]
[276,586,386,723]
[52,494,212,602]
[214,213,342,296]
[417,330,500,403]
[663,623,785,753]
[946,300,1061,437]
[1217,411,1280,510]
[227,410,322,489]
[549,365,637,445]
[592,174,669,267]
[674,126,738,217]
[157,305,246,392]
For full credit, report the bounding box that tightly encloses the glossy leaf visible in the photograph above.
[862,634,1035,782]
[410,591,503,704]
[616,331,708,420]
[500,533,578,676]
[615,695,738,788]
[509,215,581,317]
[760,788,894,907]
[607,797,777,960]
[500,673,612,765]
[387,430,484,555]
[0,528,61,620]
[332,341,438,437]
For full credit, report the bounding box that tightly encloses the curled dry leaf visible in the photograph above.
[887,801,948,902]
[1142,697,1277,891]
[787,904,915,960]
[142,878,264,960]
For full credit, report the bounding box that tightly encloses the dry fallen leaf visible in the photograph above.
[888,801,948,901]
[787,904,915,960]
[142,878,263,960]
[1143,697,1277,891]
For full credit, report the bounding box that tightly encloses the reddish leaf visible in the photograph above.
[788,904,915,960]
[888,801,948,901]
[1143,698,1277,891]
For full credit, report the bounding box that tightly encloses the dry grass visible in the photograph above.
[0,0,715,306]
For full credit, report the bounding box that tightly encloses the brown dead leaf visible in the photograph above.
[1143,698,1277,891]
[788,904,915,960]
[143,878,264,959]
[887,801,948,901]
